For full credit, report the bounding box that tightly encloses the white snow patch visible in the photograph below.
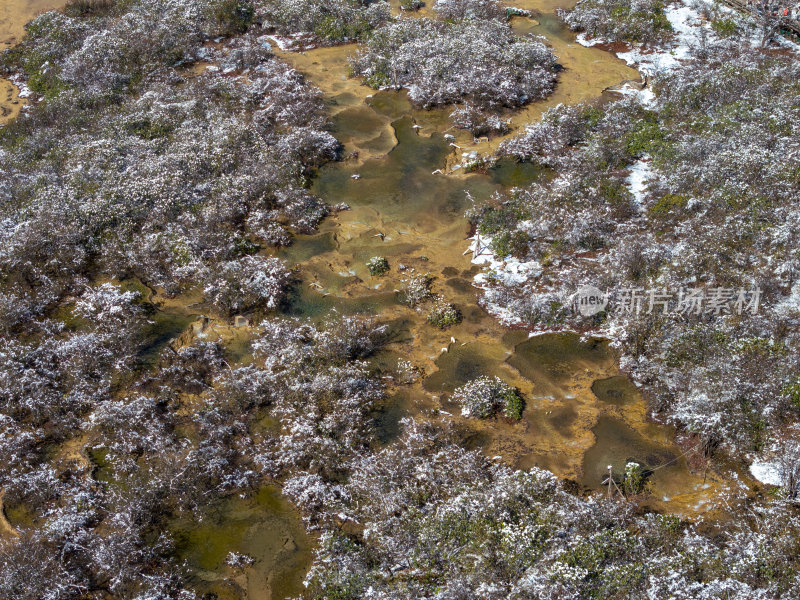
[528,330,554,338]
[577,1,716,76]
[577,0,800,81]
[749,457,783,486]
[611,81,656,106]
[7,74,33,99]
[470,234,542,285]
[265,35,295,51]
[264,33,318,52]
[576,32,600,46]
[625,157,654,206]
[468,234,543,324]
[619,1,709,74]
[773,280,800,316]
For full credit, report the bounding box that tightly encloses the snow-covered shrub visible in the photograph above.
[427,298,462,329]
[400,0,424,10]
[499,103,608,164]
[251,317,387,477]
[350,18,557,110]
[452,375,523,418]
[2,25,335,307]
[0,6,383,589]
[301,420,800,600]
[450,103,510,136]
[434,0,506,21]
[400,273,433,307]
[561,0,674,44]
[203,255,290,315]
[283,473,350,513]
[255,0,391,44]
[314,315,389,360]
[474,41,800,455]
[74,283,143,332]
[225,551,255,569]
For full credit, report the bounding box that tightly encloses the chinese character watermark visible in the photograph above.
[573,286,762,317]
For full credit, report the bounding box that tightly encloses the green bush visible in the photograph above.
[213,0,254,35]
[314,14,348,41]
[711,19,738,38]
[501,387,524,420]
[625,121,665,158]
[599,180,632,206]
[26,70,69,99]
[490,230,530,259]
[427,299,462,329]
[783,377,800,409]
[476,202,527,236]
[64,0,117,17]
[366,256,389,276]
[648,193,688,218]
[363,71,392,89]
[622,461,648,495]
[125,119,175,140]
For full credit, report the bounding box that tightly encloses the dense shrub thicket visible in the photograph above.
[1,3,340,322]
[350,8,558,112]
[472,33,800,456]
[255,0,391,43]
[3,0,800,599]
[0,1,357,596]
[0,304,388,598]
[297,420,800,600]
[560,0,674,44]
[434,0,507,21]
[453,375,523,418]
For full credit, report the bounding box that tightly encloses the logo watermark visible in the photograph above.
[574,285,608,316]
[573,286,762,317]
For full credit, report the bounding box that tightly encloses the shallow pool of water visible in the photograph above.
[269,22,712,512]
[424,341,516,394]
[508,333,613,392]
[173,487,313,600]
[591,375,640,406]
[581,415,681,487]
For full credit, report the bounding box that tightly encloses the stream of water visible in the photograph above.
[272,6,748,524]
